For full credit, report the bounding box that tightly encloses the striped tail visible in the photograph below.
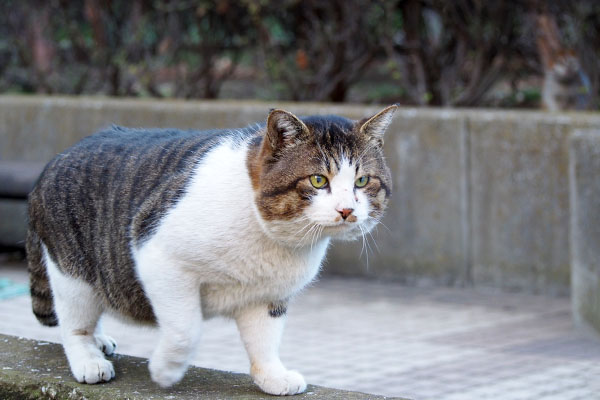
[26,230,58,326]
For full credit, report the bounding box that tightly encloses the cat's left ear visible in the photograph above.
[358,104,398,146]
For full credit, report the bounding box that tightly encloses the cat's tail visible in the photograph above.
[26,229,58,327]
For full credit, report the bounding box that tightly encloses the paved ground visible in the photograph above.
[1,258,599,400]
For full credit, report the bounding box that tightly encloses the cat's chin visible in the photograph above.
[322,222,366,241]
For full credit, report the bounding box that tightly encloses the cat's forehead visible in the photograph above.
[302,115,355,145]
[302,115,354,132]
[303,116,382,174]
[301,115,372,167]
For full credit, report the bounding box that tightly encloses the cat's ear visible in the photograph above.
[265,109,310,152]
[358,104,398,146]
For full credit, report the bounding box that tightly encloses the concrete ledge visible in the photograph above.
[569,130,600,337]
[0,334,403,400]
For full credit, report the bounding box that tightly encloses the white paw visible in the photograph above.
[71,357,115,384]
[149,356,188,388]
[252,365,307,396]
[94,334,117,356]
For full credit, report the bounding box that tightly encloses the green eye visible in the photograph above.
[355,176,369,188]
[310,175,328,189]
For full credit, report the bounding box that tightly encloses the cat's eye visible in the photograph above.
[310,175,328,189]
[355,176,369,188]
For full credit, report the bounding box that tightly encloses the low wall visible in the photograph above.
[570,131,600,335]
[1,95,600,295]
[0,334,399,400]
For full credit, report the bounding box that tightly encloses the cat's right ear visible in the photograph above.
[265,109,310,153]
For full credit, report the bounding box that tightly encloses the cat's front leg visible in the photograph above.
[136,248,202,388]
[235,302,306,396]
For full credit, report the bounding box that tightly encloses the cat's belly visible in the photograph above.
[133,226,329,320]
[196,239,329,318]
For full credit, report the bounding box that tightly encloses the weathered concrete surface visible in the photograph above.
[469,113,572,295]
[569,130,600,336]
[0,334,404,400]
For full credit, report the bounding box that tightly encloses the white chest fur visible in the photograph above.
[133,138,329,318]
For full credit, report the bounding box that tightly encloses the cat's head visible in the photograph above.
[248,105,396,247]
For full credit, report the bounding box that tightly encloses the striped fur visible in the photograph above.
[27,230,58,326]
[27,126,255,324]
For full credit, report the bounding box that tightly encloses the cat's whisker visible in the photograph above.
[304,224,320,246]
[318,225,325,245]
[368,216,392,234]
[314,225,324,251]
[358,224,370,270]
[292,216,311,226]
[292,218,312,234]
[358,224,366,258]
[309,224,323,252]
[366,228,380,254]
[292,219,312,236]
[293,226,313,245]
[294,223,318,250]
[361,225,374,256]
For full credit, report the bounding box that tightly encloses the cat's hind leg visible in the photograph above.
[94,320,117,356]
[44,248,115,384]
[235,303,307,395]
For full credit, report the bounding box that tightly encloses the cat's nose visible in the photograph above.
[337,208,354,220]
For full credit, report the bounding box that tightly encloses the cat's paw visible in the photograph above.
[148,356,188,388]
[251,364,307,396]
[94,334,117,356]
[70,357,115,384]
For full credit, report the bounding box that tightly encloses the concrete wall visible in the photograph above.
[2,95,600,295]
[570,131,600,335]
[469,114,572,295]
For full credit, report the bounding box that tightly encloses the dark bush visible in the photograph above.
[0,0,598,108]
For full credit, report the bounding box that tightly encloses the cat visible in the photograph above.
[26,105,396,395]
[541,49,591,111]
[535,13,591,111]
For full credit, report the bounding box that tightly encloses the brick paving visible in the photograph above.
[1,259,599,399]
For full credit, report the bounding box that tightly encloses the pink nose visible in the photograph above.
[338,208,354,219]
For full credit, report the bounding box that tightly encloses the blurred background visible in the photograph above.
[2,1,600,399]
[0,0,598,110]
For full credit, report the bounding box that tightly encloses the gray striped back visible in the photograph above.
[28,125,259,322]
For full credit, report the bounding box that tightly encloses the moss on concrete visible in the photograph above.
[0,334,406,400]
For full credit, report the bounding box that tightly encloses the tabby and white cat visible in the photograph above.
[27,105,396,395]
